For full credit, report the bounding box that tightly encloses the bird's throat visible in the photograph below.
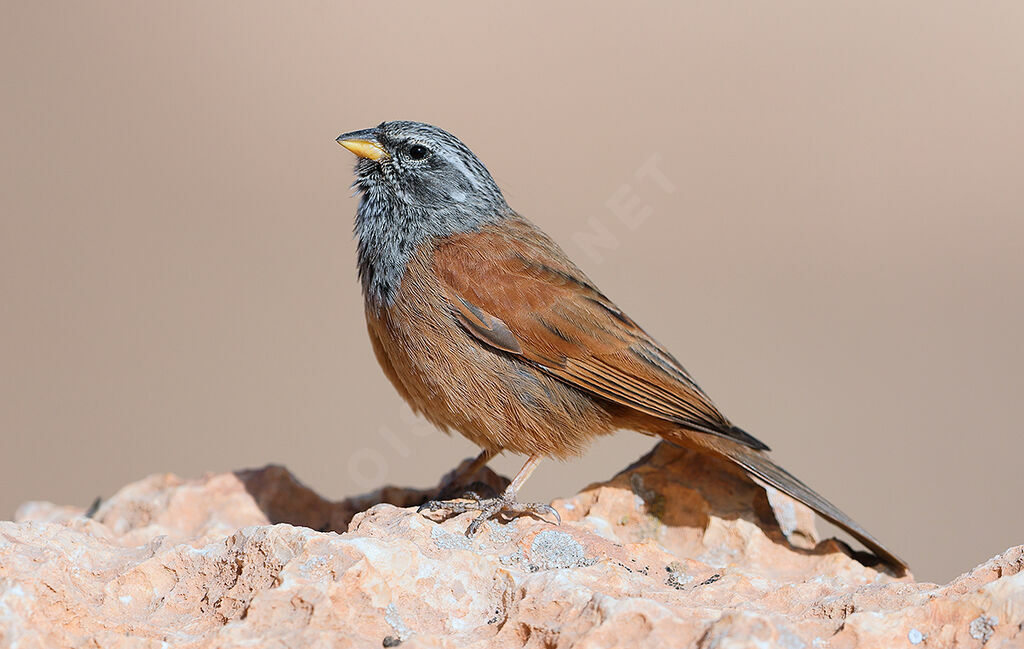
[354,193,422,311]
[352,185,506,311]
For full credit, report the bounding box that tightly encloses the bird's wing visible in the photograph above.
[433,218,911,572]
[432,217,768,451]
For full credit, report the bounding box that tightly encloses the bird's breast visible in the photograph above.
[362,240,618,458]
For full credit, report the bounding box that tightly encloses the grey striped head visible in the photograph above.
[340,121,508,216]
[337,121,511,308]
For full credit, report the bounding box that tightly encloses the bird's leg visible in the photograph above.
[435,448,498,500]
[418,454,560,537]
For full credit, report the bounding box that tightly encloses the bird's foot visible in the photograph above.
[417,492,561,537]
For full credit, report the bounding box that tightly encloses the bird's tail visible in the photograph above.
[668,431,908,573]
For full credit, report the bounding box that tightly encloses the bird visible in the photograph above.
[336,120,906,572]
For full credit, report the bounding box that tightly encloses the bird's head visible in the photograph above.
[337,121,511,307]
[337,121,509,228]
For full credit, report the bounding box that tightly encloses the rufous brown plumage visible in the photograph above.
[337,120,906,572]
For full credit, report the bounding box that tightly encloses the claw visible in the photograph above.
[465,511,490,537]
[417,499,465,514]
[417,493,561,536]
[537,504,561,525]
[418,491,486,514]
[419,502,452,513]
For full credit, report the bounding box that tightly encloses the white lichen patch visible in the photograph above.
[528,530,595,570]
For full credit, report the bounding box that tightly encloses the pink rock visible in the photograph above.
[2,443,1021,647]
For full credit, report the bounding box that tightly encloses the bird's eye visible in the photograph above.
[408,144,429,160]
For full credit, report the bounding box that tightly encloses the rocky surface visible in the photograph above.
[2,443,1022,648]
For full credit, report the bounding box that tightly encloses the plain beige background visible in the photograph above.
[2,2,1022,584]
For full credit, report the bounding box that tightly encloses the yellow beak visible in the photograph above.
[336,136,388,161]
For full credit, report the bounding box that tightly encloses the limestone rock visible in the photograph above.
[2,443,1021,648]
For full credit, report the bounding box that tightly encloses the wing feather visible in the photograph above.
[433,217,770,451]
